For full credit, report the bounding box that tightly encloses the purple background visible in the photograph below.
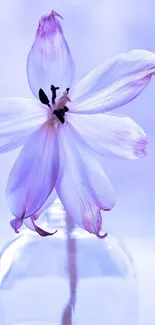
[0,1,155,324]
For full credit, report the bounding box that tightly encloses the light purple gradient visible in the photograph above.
[0,2,155,325]
[0,0,155,245]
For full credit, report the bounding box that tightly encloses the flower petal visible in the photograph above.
[70,50,155,114]
[6,121,59,219]
[0,97,48,153]
[10,216,57,237]
[27,10,75,100]
[56,122,115,237]
[10,189,57,236]
[23,188,57,233]
[31,188,57,220]
[24,216,58,237]
[67,112,148,159]
[10,217,23,234]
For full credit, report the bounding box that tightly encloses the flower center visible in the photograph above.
[39,85,70,124]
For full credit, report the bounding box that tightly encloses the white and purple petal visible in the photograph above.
[27,10,75,100]
[10,189,57,236]
[0,98,48,153]
[70,50,155,114]
[23,189,57,236]
[7,121,59,226]
[23,216,58,237]
[67,112,148,159]
[56,122,115,238]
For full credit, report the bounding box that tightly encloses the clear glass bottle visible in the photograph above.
[0,199,139,325]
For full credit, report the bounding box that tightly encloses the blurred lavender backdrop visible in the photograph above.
[0,0,155,245]
[0,2,155,325]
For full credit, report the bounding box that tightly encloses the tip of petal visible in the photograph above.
[30,217,58,237]
[10,217,23,233]
[36,9,63,38]
[35,225,58,237]
[51,10,63,20]
[135,137,148,158]
[82,208,109,239]
[96,232,108,239]
[103,207,111,211]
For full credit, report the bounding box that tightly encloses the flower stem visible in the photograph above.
[61,214,77,324]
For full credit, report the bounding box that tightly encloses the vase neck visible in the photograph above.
[40,198,77,232]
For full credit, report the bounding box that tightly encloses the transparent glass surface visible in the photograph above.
[0,200,139,325]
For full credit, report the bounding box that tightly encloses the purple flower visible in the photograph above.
[1,10,155,237]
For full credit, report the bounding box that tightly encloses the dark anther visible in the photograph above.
[66,87,70,94]
[64,106,69,112]
[59,116,65,124]
[51,85,59,105]
[53,109,59,117]
[39,89,50,107]
[53,109,65,124]
[59,108,65,117]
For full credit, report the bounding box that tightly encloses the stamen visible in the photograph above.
[53,109,65,124]
[59,116,65,124]
[51,85,59,104]
[64,106,69,112]
[53,109,59,117]
[66,87,70,94]
[39,89,50,107]
[59,108,65,117]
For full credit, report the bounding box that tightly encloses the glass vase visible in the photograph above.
[0,199,139,325]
